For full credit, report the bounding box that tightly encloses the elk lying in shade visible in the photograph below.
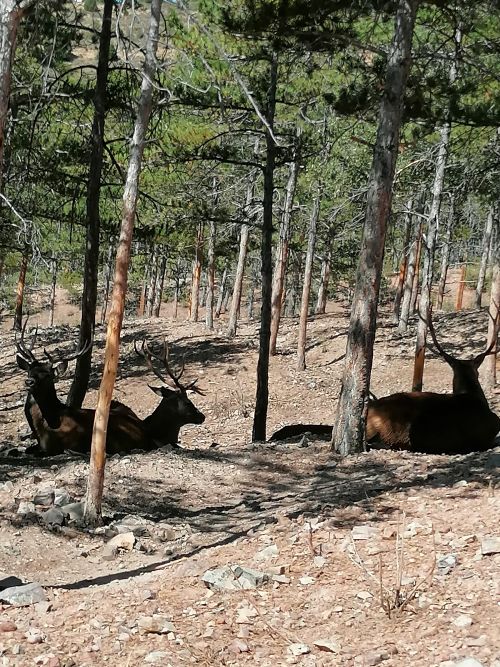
[15,331,205,456]
[365,319,500,454]
[270,320,500,455]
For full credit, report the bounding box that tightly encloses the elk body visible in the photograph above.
[16,332,205,456]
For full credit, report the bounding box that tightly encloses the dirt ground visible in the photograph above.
[0,298,499,667]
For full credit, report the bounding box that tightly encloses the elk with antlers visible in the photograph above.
[15,327,205,456]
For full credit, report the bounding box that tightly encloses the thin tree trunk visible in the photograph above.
[13,249,28,331]
[190,222,203,322]
[252,50,278,442]
[146,244,158,317]
[398,204,423,332]
[68,0,113,408]
[100,240,113,324]
[85,0,161,526]
[315,249,331,315]
[172,277,180,319]
[393,199,413,321]
[153,251,166,317]
[48,255,57,327]
[269,135,300,355]
[475,206,495,309]
[332,0,419,456]
[206,221,216,330]
[413,25,460,392]
[247,284,255,320]
[436,197,454,310]
[137,260,148,316]
[215,266,228,318]
[455,264,466,311]
[297,191,321,370]
[484,206,500,389]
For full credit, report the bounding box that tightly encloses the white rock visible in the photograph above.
[452,614,473,629]
[288,643,310,656]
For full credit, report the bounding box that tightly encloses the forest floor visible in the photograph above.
[0,298,499,667]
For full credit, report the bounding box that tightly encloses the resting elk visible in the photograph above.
[270,316,500,454]
[15,328,205,456]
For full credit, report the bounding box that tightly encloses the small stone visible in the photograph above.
[0,582,47,606]
[42,507,65,526]
[255,544,279,560]
[101,545,118,561]
[54,488,72,506]
[453,614,473,628]
[202,564,270,590]
[299,576,315,585]
[0,621,17,632]
[34,488,55,506]
[272,574,290,584]
[228,638,249,653]
[480,536,500,555]
[288,643,310,656]
[356,591,373,601]
[454,660,485,667]
[106,532,136,551]
[60,502,84,521]
[25,628,45,643]
[351,525,378,540]
[17,500,36,515]
[355,651,391,666]
[137,615,174,634]
[111,514,151,537]
[437,554,457,573]
[313,639,340,653]
[118,633,130,642]
[382,526,397,540]
[144,651,169,664]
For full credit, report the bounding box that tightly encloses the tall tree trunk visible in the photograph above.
[475,205,495,309]
[68,0,113,408]
[436,197,454,310]
[190,222,203,322]
[297,191,321,370]
[146,244,158,317]
[315,249,331,315]
[13,249,28,331]
[269,135,300,355]
[100,239,114,324]
[484,205,500,389]
[252,51,278,442]
[455,264,466,311]
[85,0,160,526]
[206,223,216,330]
[172,276,180,319]
[332,0,419,456]
[153,251,166,317]
[48,255,57,327]
[398,203,423,333]
[393,199,413,321]
[215,266,228,318]
[412,25,460,391]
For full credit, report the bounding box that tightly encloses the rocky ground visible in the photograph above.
[0,303,499,667]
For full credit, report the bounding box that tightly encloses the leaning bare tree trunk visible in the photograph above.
[68,0,113,408]
[393,199,413,322]
[269,136,300,355]
[297,191,321,370]
[252,51,278,442]
[13,249,28,331]
[85,0,161,525]
[190,222,203,322]
[475,205,495,309]
[398,202,423,333]
[413,26,460,392]
[484,205,500,389]
[332,0,419,456]
[436,197,454,310]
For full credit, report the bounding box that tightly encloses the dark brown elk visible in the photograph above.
[15,330,205,456]
[270,319,500,454]
[366,318,500,453]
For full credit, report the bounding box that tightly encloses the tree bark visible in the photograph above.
[100,239,114,324]
[85,0,161,526]
[269,134,300,355]
[153,251,166,317]
[146,244,158,317]
[332,0,419,456]
[393,199,413,321]
[398,201,423,332]
[484,205,500,389]
[190,222,203,322]
[252,50,278,442]
[436,197,454,310]
[315,249,331,315]
[475,205,494,309]
[215,266,228,318]
[13,249,28,331]
[68,0,113,408]
[297,190,321,370]
[48,255,57,327]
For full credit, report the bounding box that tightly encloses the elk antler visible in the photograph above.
[15,318,38,364]
[427,308,456,365]
[135,338,205,395]
[43,339,92,365]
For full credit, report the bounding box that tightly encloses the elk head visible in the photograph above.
[134,339,206,426]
